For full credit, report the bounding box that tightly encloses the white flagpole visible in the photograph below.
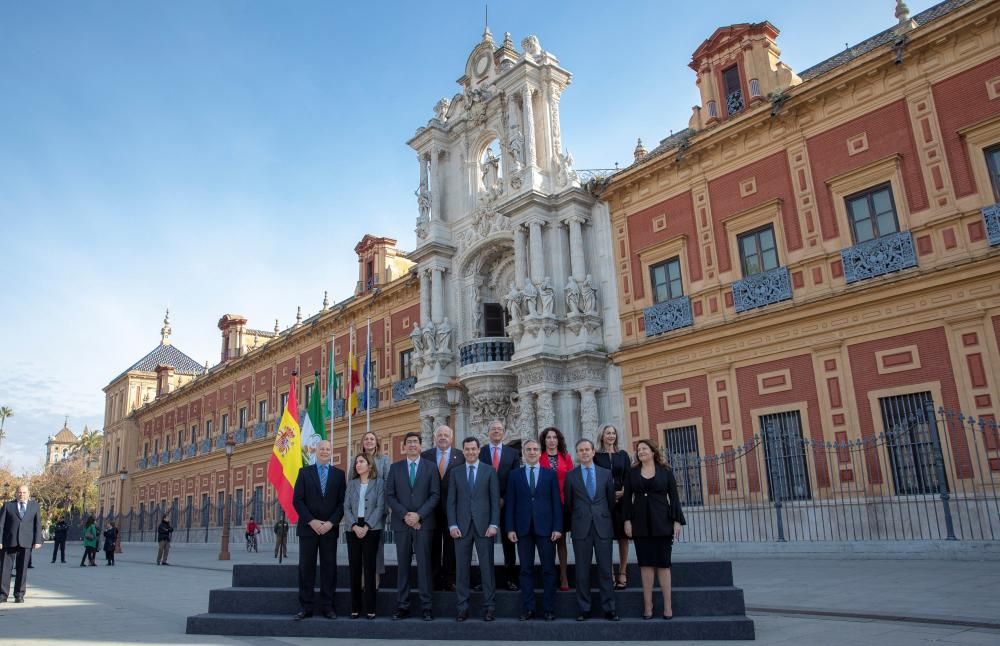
[347,323,354,473]
[366,316,372,436]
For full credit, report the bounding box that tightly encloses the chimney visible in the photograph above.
[155,364,175,398]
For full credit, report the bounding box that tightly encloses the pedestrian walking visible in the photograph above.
[80,517,98,567]
[103,521,118,565]
[156,515,173,565]
[50,517,69,563]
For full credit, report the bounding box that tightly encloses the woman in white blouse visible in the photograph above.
[344,452,386,619]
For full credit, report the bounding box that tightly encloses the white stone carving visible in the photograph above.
[522,281,539,317]
[565,276,581,315]
[436,317,453,354]
[581,274,598,315]
[538,277,555,317]
[433,97,450,123]
[557,150,578,187]
[521,35,541,61]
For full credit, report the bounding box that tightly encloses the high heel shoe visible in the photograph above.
[662,613,673,620]
[614,574,627,590]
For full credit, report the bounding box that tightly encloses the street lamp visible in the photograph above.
[445,377,463,432]
[116,469,127,554]
[218,432,236,561]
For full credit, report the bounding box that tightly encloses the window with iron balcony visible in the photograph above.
[983,144,1000,246]
[643,257,693,337]
[732,225,792,313]
[840,183,917,283]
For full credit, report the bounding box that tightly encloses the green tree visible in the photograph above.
[73,426,103,468]
[0,406,12,453]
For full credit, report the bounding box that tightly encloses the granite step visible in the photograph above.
[186,612,756,641]
[232,560,733,589]
[207,585,746,617]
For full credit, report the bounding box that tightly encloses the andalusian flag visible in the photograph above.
[347,338,360,416]
[300,370,326,464]
[326,337,338,421]
[267,373,302,523]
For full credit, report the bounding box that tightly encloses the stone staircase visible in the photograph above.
[187,561,755,640]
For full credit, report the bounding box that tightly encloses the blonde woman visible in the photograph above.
[345,453,385,619]
[360,431,390,582]
[593,423,631,589]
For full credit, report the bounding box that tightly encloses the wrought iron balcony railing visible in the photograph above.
[149,454,158,467]
[983,203,1000,247]
[840,230,917,284]
[137,458,147,471]
[732,266,793,313]
[215,433,227,449]
[186,443,196,458]
[235,428,247,444]
[172,447,182,462]
[643,296,694,337]
[460,337,515,366]
[331,399,346,418]
[252,422,267,440]
[200,438,211,455]
[393,376,417,402]
[161,450,170,465]
[358,389,380,413]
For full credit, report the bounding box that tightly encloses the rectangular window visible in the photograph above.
[280,392,289,417]
[650,257,684,304]
[483,302,507,337]
[738,225,779,276]
[143,443,149,460]
[185,495,193,528]
[761,411,811,501]
[304,383,314,406]
[154,439,159,455]
[115,446,120,472]
[201,493,210,527]
[722,65,743,115]
[399,349,414,381]
[664,425,703,506]
[216,491,225,526]
[846,183,899,243]
[138,501,145,522]
[171,497,179,526]
[221,413,229,435]
[234,489,244,525]
[879,391,944,495]
[191,424,197,444]
[166,435,171,451]
[206,419,214,440]
[238,407,247,429]
[253,485,264,520]
[986,144,1000,202]
[335,373,344,400]
[258,399,268,422]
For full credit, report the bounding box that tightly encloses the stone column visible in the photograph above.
[513,225,527,289]
[536,390,555,432]
[528,220,545,284]
[431,150,443,221]
[578,387,599,441]
[420,268,430,325]
[421,415,435,449]
[431,267,444,324]
[522,87,536,168]
[518,392,536,442]
[564,215,586,281]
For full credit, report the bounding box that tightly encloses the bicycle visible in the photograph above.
[245,532,258,552]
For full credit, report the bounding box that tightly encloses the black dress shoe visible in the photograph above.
[506,581,520,592]
[322,610,337,620]
[543,611,556,621]
[14,597,24,603]
[472,583,483,592]
[576,613,588,621]
[392,608,410,620]
[293,611,313,620]
[0,595,7,603]
[422,610,433,621]
[605,611,621,621]
[456,609,468,622]
[484,609,495,622]
[518,610,535,621]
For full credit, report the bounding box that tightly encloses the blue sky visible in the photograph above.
[0,0,939,473]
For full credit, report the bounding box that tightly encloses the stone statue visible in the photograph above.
[564,276,582,315]
[481,147,500,193]
[508,123,525,170]
[522,281,539,317]
[436,317,453,353]
[422,319,437,354]
[472,286,483,336]
[581,274,598,315]
[415,185,431,219]
[504,284,523,324]
[539,277,555,317]
[433,97,450,122]
[557,149,579,187]
[410,323,424,355]
[521,35,542,60]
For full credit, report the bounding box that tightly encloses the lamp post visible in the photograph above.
[445,376,463,431]
[116,469,127,553]
[218,432,236,561]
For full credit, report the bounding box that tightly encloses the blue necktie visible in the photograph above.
[586,467,596,500]
[529,467,536,494]
[468,465,475,487]
[409,461,417,487]
[319,465,328,495]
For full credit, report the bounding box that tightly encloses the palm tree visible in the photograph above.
[0,406,11,453]
[73,426,103,468]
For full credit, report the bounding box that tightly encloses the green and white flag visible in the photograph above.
[301,370,326,464]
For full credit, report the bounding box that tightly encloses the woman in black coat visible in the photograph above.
[102,521,118,566]
[593,423,631,589]
[623,438,686,620]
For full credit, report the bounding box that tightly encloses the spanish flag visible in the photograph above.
[267,373,302,523]
[347,328,360,416]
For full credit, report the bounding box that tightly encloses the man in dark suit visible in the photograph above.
[505,439,562,621]
[564,439,619,621]
[292,439,346,620]
[479,418,521,590]
[50,516,69,563]
[448,436,500,622]
[0,484,42,603]
[421,424,463,591]
[386,431,440,621]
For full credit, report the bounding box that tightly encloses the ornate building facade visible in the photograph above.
[45,420,79,467]
[98,237,421,519]
[408,29,623,448]
[603,0,1000,516]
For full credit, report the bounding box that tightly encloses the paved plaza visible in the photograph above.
[1,541,998,645]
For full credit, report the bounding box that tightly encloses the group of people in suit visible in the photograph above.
[290,420,686,622]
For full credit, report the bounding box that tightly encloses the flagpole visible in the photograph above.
[366,316,372,436]
[347,324,354,474]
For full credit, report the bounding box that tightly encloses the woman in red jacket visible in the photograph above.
[538,426,574,591]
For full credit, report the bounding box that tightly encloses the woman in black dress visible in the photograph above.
[593,423,631,590]
[623,438,686,620]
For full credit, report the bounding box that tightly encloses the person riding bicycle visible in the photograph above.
[245,516,260,550]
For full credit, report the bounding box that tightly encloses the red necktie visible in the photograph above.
[492,446,500,470]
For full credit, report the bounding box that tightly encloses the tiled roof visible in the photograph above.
[111,343,205,383]
[617,0,976,176]
[52,425,77,443]
[799,0,975,80]
[247,328,277,338]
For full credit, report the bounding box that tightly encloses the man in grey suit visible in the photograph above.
[564,439,620,621]
[0,484,42,603]
[386,431,440,621]
[447,436,500,622]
